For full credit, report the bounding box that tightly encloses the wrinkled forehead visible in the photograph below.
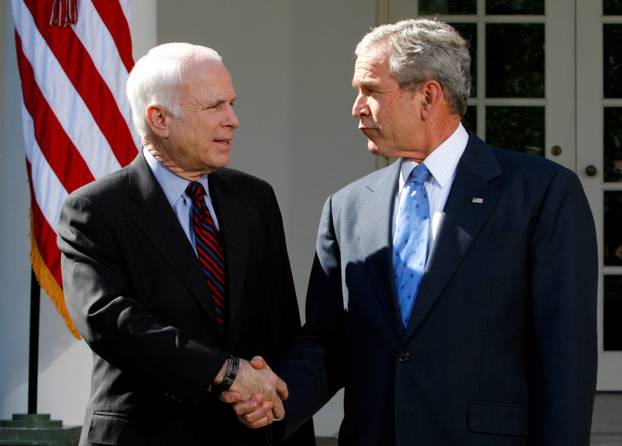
[178,59,235,101]
[353,46,393,84]
[180,56,227,82]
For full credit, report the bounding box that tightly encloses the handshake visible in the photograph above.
[214,356,287,429]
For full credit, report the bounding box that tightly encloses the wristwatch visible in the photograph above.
[208,354,239,394]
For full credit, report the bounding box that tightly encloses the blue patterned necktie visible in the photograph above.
[186,182,226,334]
[393,164,431,327]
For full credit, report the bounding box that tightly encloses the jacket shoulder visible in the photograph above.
[331,163,395,201]
[462,133,576,187]
[491,145,578,186]
[212,167,276,200]
[214,167,271,188]
[65,164,132,206]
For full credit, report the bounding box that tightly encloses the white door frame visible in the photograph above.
[577,0,622,390]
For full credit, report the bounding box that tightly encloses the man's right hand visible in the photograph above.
[219,356,285,429]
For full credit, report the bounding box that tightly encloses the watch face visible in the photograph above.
[217,355,239,392]
[222,375,234,387]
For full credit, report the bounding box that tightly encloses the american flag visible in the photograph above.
[11,0,139,337]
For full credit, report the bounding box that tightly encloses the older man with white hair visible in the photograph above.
[57,42,315,446]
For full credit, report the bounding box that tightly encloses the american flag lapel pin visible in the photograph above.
[472,197,484,204]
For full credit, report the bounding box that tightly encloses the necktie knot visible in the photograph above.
[409,163,430,185]
[186,181,206,204]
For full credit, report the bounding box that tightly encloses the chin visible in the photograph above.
[368,142,388,157]
[205,156,230,171]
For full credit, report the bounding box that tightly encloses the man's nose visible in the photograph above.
[352,93,369,118]
[226,107,240,129]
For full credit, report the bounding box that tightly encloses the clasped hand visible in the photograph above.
[219,356,286,429]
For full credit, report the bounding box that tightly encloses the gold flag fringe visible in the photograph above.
[30,224,81,339]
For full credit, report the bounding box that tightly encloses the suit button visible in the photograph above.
[398,352,412,363]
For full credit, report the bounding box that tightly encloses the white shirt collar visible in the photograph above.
[143,147,209,207]
[399,123,469,189]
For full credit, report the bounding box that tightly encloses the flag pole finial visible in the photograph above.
[49,0,77,27]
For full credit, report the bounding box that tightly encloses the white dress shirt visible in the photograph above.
[143,147,220,253]
[393,123,469,258]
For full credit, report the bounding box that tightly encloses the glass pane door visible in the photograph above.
[388,0,575,169]
[577,0,622,390]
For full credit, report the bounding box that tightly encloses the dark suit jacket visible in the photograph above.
[279,134,597,446]
[58,154,315,446]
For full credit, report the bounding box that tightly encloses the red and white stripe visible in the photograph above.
[11,0,139,336]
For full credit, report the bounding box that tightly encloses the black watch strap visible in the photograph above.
[209,355,239,394]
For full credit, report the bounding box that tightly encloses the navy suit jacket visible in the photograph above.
[279,134,597,446]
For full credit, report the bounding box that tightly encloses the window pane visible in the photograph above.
[604,276,622,351]
[419,0,476,14]
[486,0,544,15]
[604,25,622,98]
[604,0,622,15]
[451,23,477,97]
[605,192,622,266]
[486,106,544,155]
[486,24,545,98]
[604,108,622,182]
[462,106,477,132]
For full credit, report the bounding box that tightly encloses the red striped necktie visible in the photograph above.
[186,181,226,333]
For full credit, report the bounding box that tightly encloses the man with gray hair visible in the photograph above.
[228,18,597,446]
[57,42,315,446]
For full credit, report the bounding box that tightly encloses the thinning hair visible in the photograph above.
[126,42,222,138]
[355,18,471,116]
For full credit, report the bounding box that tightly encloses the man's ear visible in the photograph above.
[145,104,169,138]
[421,81,443,108]
[418,80,444,118]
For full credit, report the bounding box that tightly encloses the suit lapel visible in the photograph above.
[404,136,503,340]
[361,160,404,338]
[126,154,218,321]
[208,171,249,334]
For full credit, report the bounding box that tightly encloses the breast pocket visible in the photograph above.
[471,232,527,250]
[87,411,146,446]
[467,401,528,437]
